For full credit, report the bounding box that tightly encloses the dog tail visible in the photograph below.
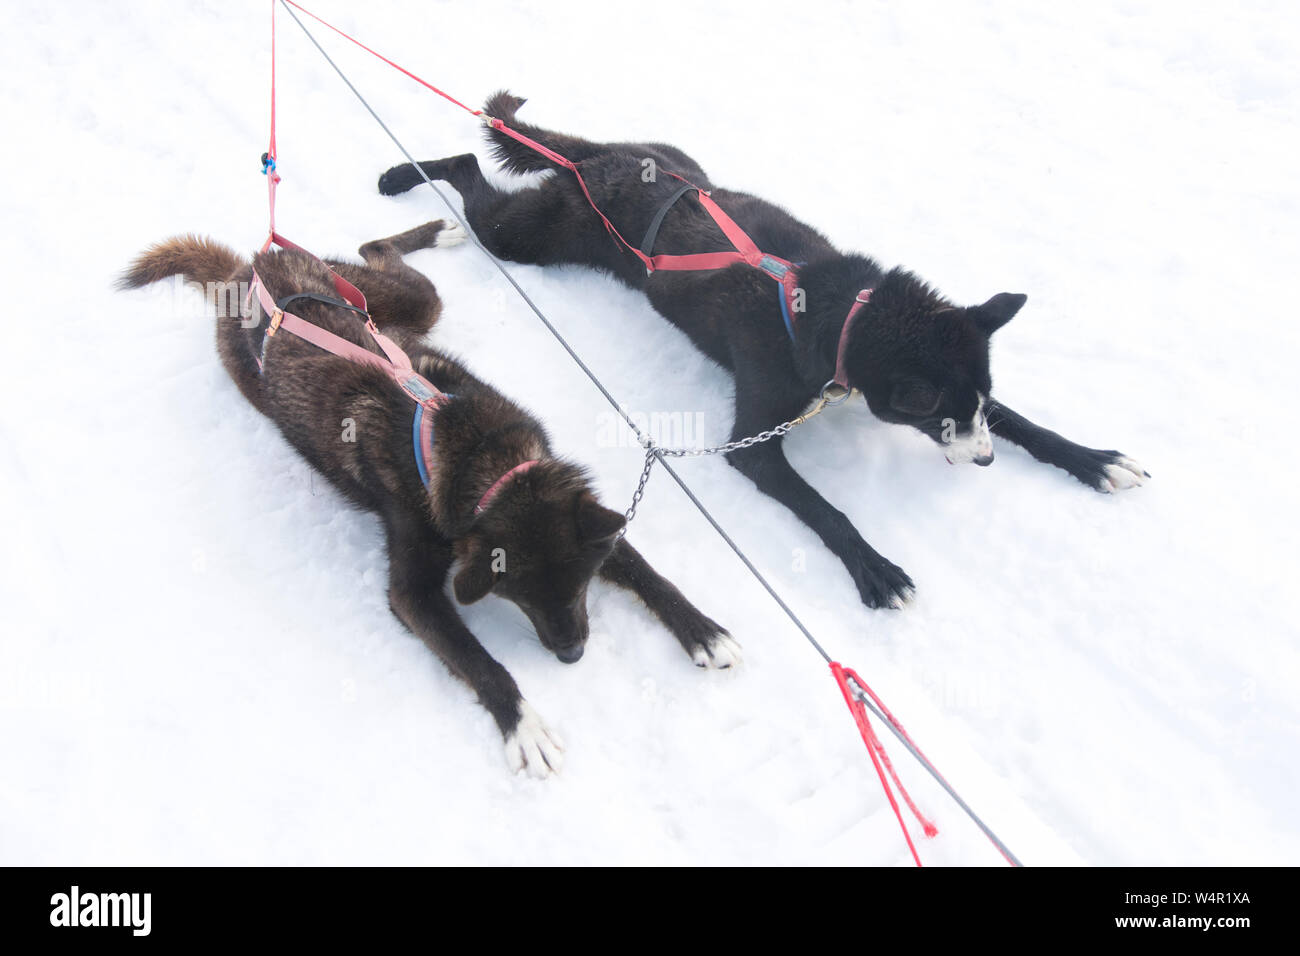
[483,90,604,174]
[116,234,247,292]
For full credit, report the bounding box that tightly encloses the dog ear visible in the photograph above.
[453,537,496,605]
[972,293,1027,336]
[889,379,942,418]
[576,492,626,543]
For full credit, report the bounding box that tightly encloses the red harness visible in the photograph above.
[488,119,870,394]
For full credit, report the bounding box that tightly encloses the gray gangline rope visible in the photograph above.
[279,0,1023,867]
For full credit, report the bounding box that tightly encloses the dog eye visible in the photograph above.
[888,380,942,418]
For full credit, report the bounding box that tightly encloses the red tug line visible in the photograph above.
[269,0,1023,867]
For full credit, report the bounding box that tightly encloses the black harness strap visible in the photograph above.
[639,183,698,256]
[275,291,370,317]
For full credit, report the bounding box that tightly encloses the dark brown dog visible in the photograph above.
[120,221,740,776]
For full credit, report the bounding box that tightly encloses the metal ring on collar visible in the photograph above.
[819,380,853,405]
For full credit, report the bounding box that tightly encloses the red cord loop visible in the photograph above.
[830,662,938,866]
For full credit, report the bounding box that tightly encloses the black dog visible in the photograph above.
[379,92,1148,609]
[119,221,740,776]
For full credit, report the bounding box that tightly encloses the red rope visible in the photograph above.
[264,0,281,247]
[830,662,938,866]
[268,0,276,163]
[273,1,760,278]
[281,0,483,117]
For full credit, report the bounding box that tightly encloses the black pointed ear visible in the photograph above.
[576,492,626,543]
[972,293,1027,336]
[889,379,942,417]
[452,537,496,605]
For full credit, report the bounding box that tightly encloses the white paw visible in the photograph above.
[504,700,565,779]
[434,220,468,248]
[890,585,917,610]
[691,633,744,669]
[1101,456,1149,493]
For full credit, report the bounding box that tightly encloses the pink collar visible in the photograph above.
[474,459,541,515]
[832,289,873,391]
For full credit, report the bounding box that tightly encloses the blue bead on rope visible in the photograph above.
[261,153,276,175]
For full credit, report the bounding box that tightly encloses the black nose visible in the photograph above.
[974,452,994,467]
[554,644,584,664]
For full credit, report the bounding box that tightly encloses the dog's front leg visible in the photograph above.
[987,399,1148,493]
[384,514,564,777]
[726,438,915,609]
[599,538,741,668]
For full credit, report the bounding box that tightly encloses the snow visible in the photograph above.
[2,0,1298,865]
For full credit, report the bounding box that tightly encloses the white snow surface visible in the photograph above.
[2,0,1298,866]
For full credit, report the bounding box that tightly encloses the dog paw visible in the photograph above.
[844,545,915,610]
[1077,449,1150,493]
[1099,455,1149,493]
[504,701,565,779]
[378,163,422,196]
[691,632,743,670]
[434,220,468,248]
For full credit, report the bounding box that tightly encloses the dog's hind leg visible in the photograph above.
[378,151,497,198]
[379,153,600,270]
[377,154,507,243]
[987,399,1149,493]
[326,221,465,334]
[383,509,564,777]
[359,219,465,261]
[599,539,742,669]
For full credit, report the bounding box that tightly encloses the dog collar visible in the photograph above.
[830,288,873,394]
[474,459,542,515]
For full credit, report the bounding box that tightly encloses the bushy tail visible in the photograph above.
[116,234,246,291]
[483,90,604,174]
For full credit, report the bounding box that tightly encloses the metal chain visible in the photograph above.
[620,389,856,533]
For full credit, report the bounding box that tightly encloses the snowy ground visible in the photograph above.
[2,0,1298,865]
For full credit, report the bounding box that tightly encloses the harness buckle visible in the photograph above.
[266,308,284,337]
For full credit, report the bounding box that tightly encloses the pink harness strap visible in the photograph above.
[474,459,541,515]
[250,268,427,397]
[250,254,541,507]
[248,258,451,484]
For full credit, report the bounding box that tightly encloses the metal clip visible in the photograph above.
[266,308,284,337]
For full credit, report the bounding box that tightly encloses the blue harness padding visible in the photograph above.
[412,403,432,488]
[777,285,795,341]
[411,394,454,489]
[757,256,805,342]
